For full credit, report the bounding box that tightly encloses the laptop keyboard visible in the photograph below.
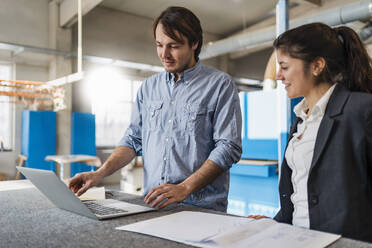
[83,201,128,216]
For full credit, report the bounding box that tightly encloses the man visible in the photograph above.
[69,6,242,212]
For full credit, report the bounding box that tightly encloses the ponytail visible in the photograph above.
[334,26,372,93]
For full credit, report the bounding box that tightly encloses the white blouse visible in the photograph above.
[285,84,336,228]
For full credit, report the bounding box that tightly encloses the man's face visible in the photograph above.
[155,23,197,76]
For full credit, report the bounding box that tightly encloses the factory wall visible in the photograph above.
[81,6,222,70]
[0,1,281,179]
[0,0,51,177]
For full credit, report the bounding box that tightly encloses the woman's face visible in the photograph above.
[276,49,315,98]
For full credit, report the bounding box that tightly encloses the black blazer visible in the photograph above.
[274,84,372,242]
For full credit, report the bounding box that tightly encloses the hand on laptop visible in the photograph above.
[144,183,190,209]
[68,171,103,196]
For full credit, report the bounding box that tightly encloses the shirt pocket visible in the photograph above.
[145,100,163,131]
[183,103,211,136]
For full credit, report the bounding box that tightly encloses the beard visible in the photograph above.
[163,55,194,75]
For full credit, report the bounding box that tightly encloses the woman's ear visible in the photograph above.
[311,57,326,76]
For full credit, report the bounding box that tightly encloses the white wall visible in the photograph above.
[82,6,222,69]
[75,6,223,114]
[0,0,49,47]
[0,0,51,178]
[0,2,226,181]
[0,63,50,178]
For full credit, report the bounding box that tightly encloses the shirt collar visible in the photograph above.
[166,60,202,85]
[294,84,337,120]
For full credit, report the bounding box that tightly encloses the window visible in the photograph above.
[88,67,144,147]
[0,63,13,151]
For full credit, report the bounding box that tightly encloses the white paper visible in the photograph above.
[212,218,340,248]
[116,211,341,248]
[116,211,253,246]
[79,186,105,200]
[0,180,34,192]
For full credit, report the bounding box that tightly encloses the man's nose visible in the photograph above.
[162,47,170,58]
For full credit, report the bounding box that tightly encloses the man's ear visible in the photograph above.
[311,57,326,77]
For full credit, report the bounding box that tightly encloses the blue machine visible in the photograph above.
[21,111,97,177]
[227,91,281,217]
[21,110,56,171]
[70,112,97,177]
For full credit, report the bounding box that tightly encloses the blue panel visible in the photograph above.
[291,97,302,124]
[228,172,279,217]
[70,112,96,177]
[241,139,278,160]
[240,92,279,160]
[230,164,277,178]
[21,111,56,172]
[232,92,296,218]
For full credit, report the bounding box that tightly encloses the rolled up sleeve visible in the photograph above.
[118,84,144,154]
[208,77,242,171]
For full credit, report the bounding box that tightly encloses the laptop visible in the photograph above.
[16,166,154,220]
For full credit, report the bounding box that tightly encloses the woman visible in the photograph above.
[273,23,372,242]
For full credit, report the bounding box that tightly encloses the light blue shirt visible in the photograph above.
[119,61,242,212]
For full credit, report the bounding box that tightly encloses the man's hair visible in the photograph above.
[153,6,203,61]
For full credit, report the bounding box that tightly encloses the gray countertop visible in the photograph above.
[1,180,371,248]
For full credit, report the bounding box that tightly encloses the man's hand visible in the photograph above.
[144,183,191,209]
[68,171,103,196]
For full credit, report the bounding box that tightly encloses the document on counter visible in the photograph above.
[79,186,106,201]
[116,211,341,248]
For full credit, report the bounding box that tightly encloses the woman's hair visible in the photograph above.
[273,22,372,93]
[153,6,203,62]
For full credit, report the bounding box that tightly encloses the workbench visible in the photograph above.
[1,180,371,248]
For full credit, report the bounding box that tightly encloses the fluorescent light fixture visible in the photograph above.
[85,55,114,65]
[85,55,163,73]
[234,77,262,85]
[112,59,164,72]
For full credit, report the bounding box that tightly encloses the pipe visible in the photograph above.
[200,0,372,60]
[360,22,372,40]
[77,0,82,73]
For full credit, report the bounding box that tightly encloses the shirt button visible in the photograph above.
[161,177,164,180]
[171,101,175,105]
[168,119,172,123]
[163,157,167,161]
[191,116,196,120]
[165,138,169,142]
[311,195,318,205]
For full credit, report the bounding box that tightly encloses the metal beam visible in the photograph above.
[47,71,84,86]
[0,40,164,72]
[60,0,103,28]
[0,41,69,56]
